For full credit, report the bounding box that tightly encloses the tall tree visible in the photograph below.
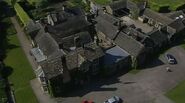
[11,0,17,6]
[35,0,48,8]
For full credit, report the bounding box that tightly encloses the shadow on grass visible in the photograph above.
[1,66,13,78]
[158,6,171,13]
[0,1,16,19]
[176,3,185,11]
[0,12,18,60]
[0,1,23,103]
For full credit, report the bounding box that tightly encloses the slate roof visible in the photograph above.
[122,26,148,42]
[47,16,91,39]
[83,43,105,62]
[35,29,64,58]
[56,31,92,49]
[50,7,85,24]
[167,10,185,19]
[147,29,168,46]
[104,46,130,65]
[109,0,127,10]
[114,32,144,57]
[143,9,173,25]
[168,19,185,32]
[96,12,120,39]
[167,11,185,32]
[26,20,41,34]
[65,50,83,71]
[64,7,85,16]
[40,57,63,79]
[65,43,105,70]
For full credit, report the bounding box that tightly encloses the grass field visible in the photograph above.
[3,19,38,103]
[166,80,185,103]
[181,43,185,49]
[94,0,184,11]
[27,0,42,5]
[93,0,111,5]
[149,0,185,11]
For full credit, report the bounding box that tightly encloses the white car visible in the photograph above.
[104,96,122,103]
[165,54,177,64]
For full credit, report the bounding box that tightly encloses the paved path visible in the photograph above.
[11,17,56,103]
[135,46,185,103]
[10,17,38,70]
[30,79,57,103]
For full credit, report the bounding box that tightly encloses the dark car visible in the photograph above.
[165,54,177,64]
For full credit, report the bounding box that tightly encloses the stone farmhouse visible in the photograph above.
[26,0,185,97]
[97,0,185,67]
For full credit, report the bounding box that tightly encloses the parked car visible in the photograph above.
[82,100,94,103]
[165,54,177,64]
[104,96,123,103]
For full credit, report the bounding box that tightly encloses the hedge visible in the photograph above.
[0,79,7,103]
[14,3,31,26]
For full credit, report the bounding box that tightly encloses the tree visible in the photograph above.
[11,0,17,6]
[130,9,140,19]
[34,0,49,8]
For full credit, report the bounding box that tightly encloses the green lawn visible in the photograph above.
[181,44,185,49]
[27,0,42,5]
[3,21,38,103]
[166,80,185,103]
[93,0,111,5]
[148,0,185,11]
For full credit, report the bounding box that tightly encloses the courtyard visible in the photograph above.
[121,16,154,33]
